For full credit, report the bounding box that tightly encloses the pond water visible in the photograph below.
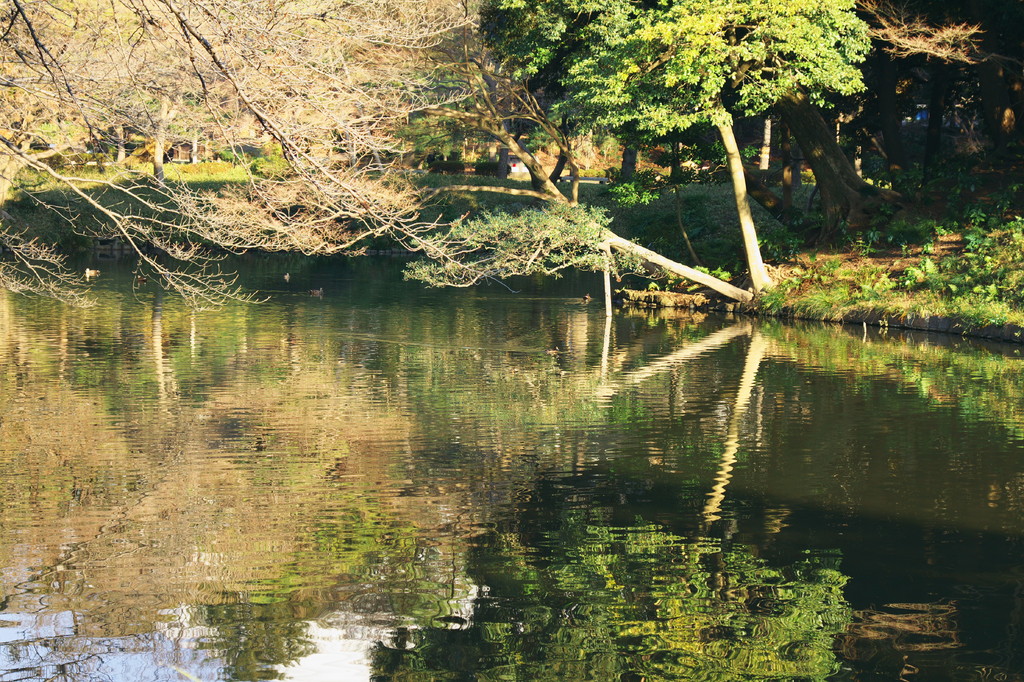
[1,257,1023,681]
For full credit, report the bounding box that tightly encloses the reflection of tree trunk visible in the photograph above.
[703,330,767,523]
[716,121,772,293]
[151,292,177,411]
[596,322,749,399]
[602,244,613,318]
[548,153,567,182]
[601,313,612,380]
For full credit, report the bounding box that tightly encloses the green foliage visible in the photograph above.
[473,161,501,176]
[250,144,290,179]
[405,204,617,286]
[920,220,1024,311]
[694,264,733,283]
[607,169,665,207]
[767,214,1024,328]
[485,0,870,135]
[217,149,245,164]
[759,227,803,260]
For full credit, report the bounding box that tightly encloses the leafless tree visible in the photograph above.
[860,0,984,63]
[1,0,467,307]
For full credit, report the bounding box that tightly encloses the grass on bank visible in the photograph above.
[757,221,1024,328]
[4,161,253,250]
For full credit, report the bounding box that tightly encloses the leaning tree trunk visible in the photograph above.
[716,121,772,293]
[602,231,752,303]
[777,90,901,237]
[548,153,568,182]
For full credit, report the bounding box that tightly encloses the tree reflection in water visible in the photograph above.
[1,266,1023,680]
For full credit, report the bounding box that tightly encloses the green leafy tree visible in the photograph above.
[482,0,873,287]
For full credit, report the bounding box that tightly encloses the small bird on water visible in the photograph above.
[309,288,324,297]
[582,293,592,303]
[284,272,291,283]
[84,268,100,279]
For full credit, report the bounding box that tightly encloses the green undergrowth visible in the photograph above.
[758,217,1024,329]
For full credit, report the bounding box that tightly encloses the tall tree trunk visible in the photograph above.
[924,64,949,179]
[115,126,126,163]
[759,118,772,171]
[976,57,1016,150]
[780,120,793,211]
[674,186,703,265]
[878,53,909,171]
[716,121,772,293]
[970,0,1016,150]
[153,134,165,183]
[153,99,170,184]
[777,90,901,236]
[668,140,684,183]
[497,146,510,179]
[1008,71,1024,130]
[620,147,637,181]
[0,157,25,207]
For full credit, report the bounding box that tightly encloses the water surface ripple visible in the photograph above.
[1,259,1023,680]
